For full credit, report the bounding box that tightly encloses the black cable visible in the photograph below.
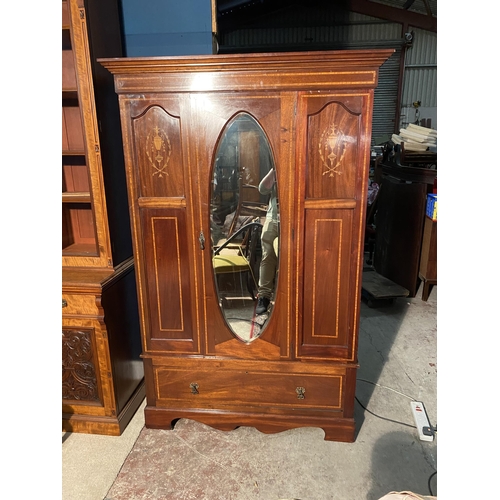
[356,378,437,433]
[355,396,416,429]
[356,379,437,496]
[428,470,437,496]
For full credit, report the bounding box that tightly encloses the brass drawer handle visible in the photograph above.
[62,299,68,308]
[296,387,306,399]
[190,382,199,394]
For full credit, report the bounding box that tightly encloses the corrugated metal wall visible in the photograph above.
[400,28,437,129]
[220,12,405,144]
[221,11,404,47]
[219,8,437,140]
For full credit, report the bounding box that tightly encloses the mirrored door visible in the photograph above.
[210,113,280,342]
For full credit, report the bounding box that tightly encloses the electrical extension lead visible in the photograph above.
[356,379,437,495]
[356,378,437,441]
[410,401,435,442]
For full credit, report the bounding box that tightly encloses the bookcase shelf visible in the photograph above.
[62,192,92,203]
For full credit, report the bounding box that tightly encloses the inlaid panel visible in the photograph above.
[305,100,361,200]
[299,209,353,356]
[132,105,185,199]
[141,209,196,349]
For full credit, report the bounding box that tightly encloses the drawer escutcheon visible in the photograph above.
[296,387,306,399]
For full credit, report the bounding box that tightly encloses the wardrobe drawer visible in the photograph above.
[153,366,343,410]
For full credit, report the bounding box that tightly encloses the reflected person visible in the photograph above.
[256,168,278,315]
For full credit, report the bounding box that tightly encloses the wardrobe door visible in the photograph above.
[122,97,201,354]
[187,92,296,359]
[295,92,374,361]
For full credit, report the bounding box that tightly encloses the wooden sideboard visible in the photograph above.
[373,163,436,297]
[100,49,393,442]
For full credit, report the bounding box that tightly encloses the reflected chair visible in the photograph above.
[228,184,268,238]
[213,221,263,301]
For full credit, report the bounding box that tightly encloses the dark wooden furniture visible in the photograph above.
[62,0,144,435]
[373,164,436,297]
[419,217,437,301]
[100,49,393,442]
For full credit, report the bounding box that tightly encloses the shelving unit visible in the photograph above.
[61,0,144,436]
[62,2,97,258]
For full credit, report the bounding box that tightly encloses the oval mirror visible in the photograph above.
[211,113,279,342]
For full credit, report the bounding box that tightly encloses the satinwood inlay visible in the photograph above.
[319,124,347,178]
[147,126,171,178]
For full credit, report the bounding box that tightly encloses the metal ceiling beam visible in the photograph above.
[402,0,416,9]
[217,0,301,31]
[216,0,437,34]
[349,0,436,32]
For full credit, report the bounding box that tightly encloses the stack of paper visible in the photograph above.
[392,123,437,152]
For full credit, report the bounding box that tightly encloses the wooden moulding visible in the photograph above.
[99,49,395,94]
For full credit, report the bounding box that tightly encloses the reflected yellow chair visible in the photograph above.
[213,221,262,300]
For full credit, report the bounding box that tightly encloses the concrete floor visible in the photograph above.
[62,281,437,500]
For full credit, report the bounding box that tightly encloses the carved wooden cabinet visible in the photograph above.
[62,0,144,435]
[100,50,392,441]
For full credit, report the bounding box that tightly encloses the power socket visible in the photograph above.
[410,401,434,442]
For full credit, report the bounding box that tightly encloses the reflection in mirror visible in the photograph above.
[211,113,279,343]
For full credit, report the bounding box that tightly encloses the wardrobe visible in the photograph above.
[100,49,393,441]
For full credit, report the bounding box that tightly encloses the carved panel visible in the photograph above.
[305,100,360,200]
[62,328,100,402]
[300,209,353,354]
[132,105,185,199]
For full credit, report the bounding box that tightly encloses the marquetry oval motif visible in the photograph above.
[306,101,360,200]
[132,105,185,199]
[210,113,279,343]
